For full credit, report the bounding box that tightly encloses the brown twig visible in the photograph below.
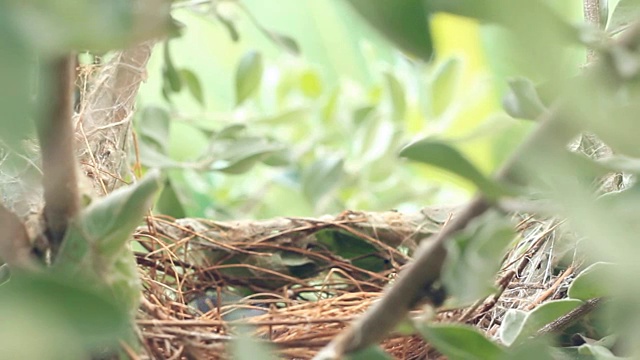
[535,297,604,337]
[37,54,80,258]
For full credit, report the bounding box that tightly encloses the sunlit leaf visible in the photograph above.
[442,211,515,304]
[235,51,263,105]
[430,56,461,118]
[353,115,396,164]
[180,68,205,106]
[255,108,309,125]
[384,71,406,120]
[500,299,583,346]
[416,323,505,360]
[568,262,614,301]
[345,0,433,61]
[433,0,578,81]
[399,138,508,198]
[300,69,323,98]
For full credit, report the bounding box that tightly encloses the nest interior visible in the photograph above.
[135,209,584,360]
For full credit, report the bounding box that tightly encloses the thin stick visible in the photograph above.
[37,54,80,258]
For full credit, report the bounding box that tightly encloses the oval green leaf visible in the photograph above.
[180,68,205,106]
[345,0,433,61]
[417,323,505,360]
[568,262,614,301]
[235,51,264,105]
[399,138,507,198]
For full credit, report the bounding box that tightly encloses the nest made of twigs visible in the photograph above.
[134,210,580,360]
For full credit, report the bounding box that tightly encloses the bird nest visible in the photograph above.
[133,209,581,359]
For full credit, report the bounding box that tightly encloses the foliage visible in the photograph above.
[3,0,640,359]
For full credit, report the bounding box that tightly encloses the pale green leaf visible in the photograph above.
[383,71,406,120]
[235,51,263,105]
[300,69,323,98]
[138,106,170,153]
[163,42,182,93]
[416,323,505,360]
[399,138,508,198]
[500,299,583,346]
[430,56,461,118]
[265,29,301,55]
[607,0,640,34]
[568,262,614,301]
[230,329,278,360]
[180,68,205,106]
[56,170,162,266]
[302,156,344,205]
[502,77,547,120]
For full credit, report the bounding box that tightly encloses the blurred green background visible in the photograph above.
[137,0,585,221]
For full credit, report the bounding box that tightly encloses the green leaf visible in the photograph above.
[576,343,627,360]
[352,116,396,164]
[215,12,240,42]
[180,68,205,106]
[0,12,34,151]
[138,106,170,153]
[56,170,162,270]
[345,0,433,61]
[138,140,182,168]
[607,0,640,34]
[430,56,461,117]
[346,346,393,360]
[230,328,278,360]
[55,171,161,315]
[209,137,284,174]
[416,323,505,360]
[383,71,406,120]
[502,77,547,120]
[265,29,301,55]
[255,108,309,126]
[302,156,345,206]
[499,299,583,346]
[154,177,187,219]
[442,211,515,304]
[163,43,182,93]
[568,262,614,301]
[399,138,508,198]
[432,0,577,81]
[235,51,264,105]
[3,0,170,52]
[0,271,130,348]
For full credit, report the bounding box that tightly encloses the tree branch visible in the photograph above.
[0,202,36,269]
[37,54,80,258]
